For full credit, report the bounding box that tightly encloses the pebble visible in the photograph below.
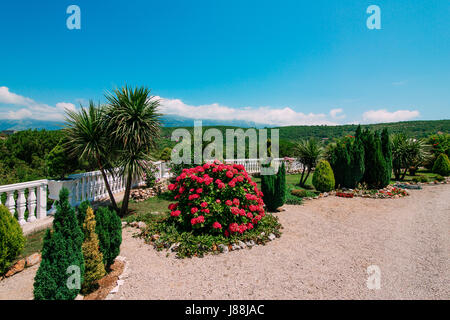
[218,244,229,253]
[268,233,276,241]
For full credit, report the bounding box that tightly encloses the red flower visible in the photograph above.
[226,171,234,178]
[201,202,208,208]
[225,200,233,206]
[168,184,176,191]
[191,207,199,214]
[232,198,240,206]
[171,210,181,217]
[216,199,221,203]
[212,221,222,229]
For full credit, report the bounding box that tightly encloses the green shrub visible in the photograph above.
[290,189,307,197]
[81,207,105,294]
[434,174,445,182]
[0,205,26,274]
[261,162,286,211]
[432,153,450,176]
[312,160,335,192]
[76,200,90,228]
[95,206,122,269]
[33,188,84,300]
[361,130,389,189]
[412,176,428,183]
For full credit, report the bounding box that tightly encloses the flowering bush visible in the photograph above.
[167,160,265,236]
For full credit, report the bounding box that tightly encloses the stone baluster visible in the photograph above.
[16,189,27,225]
[27,187,37,222]
[5,191,15,216]
[36,183,47,219]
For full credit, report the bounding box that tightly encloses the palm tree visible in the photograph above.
[64,101,119,212]
[105,86,161,217]
[295,138,323,187]
[391,134,430,180]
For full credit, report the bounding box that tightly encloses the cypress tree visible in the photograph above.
[33,188,84,300]
[81,207,106,294]
[381,128,392,186]
[362,130,388,189]
[95,206,122,269]
[261,162,286,211]
[349,133,365,188]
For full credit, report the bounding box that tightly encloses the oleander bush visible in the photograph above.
[0,205,26,274]
[167,161,267,236]
[432,153,450,176]
[312,160,335,192]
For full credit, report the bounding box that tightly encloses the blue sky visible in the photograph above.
[0,0,449,125]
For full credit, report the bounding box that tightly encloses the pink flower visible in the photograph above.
[197,215,205,223]
[196,188,203,194]
[200,202,208,208]
[225,200,233,206]
[191,207,199,214]
[216,199,221,203]
[232,198,240,206]
[168,184,176,191]
[228,181,236,188]
[212,221,222,229]
[218,183,225,189]
[171,210,181,217]
[226,171,234,178]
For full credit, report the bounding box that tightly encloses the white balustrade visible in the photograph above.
[0,179,49,227]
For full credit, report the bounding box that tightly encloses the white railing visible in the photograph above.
[224,158,303,174]
[0,158,302,228]
[0,180,48,226]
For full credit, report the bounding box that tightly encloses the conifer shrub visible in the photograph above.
[0,205,25,274]
[81,207,106,294]
[95,206,122,269]
[33,188,84,300]
[261,162,286,212]
[361,130,389,189]
[312,160,335,192]
[76,200,90,228]
[432,153,450,176]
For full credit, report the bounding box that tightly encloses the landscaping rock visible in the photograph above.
[170,242,180,252]
[238,241,247,249]
[25,253,41,267]
[137,221,147,230]
[268,233,276,241]
[5,259,25,277]
[218,244,229,253]
[151,234,160,241]
[231,244,241,251]
[130,221,138,227]
[245,240,256,247]
[75,294,84,300]
[121,221,127,228]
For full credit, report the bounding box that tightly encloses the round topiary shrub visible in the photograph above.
[432,153,450,176]
[167,160,265,236]
[312,160,335,192]
[0,205,26,274]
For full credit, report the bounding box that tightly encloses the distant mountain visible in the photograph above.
[0,115,270,132]
[0,119,64,131]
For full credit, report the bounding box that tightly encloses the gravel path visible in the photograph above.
[1,184,448,300]
[113,184,449,300]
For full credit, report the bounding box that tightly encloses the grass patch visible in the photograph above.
[15,228,48,261]
[120,192,172,219]
[390,169,443,184]
[130,212,282,259]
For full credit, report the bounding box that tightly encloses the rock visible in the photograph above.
[245,240,255,247]
[130,221,138,227]
[25,253,41,267]
[268,233,276,241]
[137,221,147,230]
[75,294,84,300]
[260,232,265,236]
[5,259,25,277]
[218,244,229,253]
[121,221,127,228]
[238,240,247,249]
[170,242,180,252]
[151,234,160,241]
[231,244,241,251]
[276,206,286,212]
[323,192,328,197]
[117,279,124,286]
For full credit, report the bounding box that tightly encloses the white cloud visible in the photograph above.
[362,109,419,123]
[329,108,345,119]
[157,96,338,126]
[0,86,76,121]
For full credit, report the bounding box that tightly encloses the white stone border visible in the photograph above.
[105,256,128,300]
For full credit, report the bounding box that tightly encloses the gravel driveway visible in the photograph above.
[112,184,449,300]
[1,184,448,300]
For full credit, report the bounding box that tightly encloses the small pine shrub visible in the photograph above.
[95,206,122,269]
[33,188,84,300]
[312,160,335,192]
[76,200,90,229]
[0,205,26,274]
[432,153,450,176]
[81,207,106,294]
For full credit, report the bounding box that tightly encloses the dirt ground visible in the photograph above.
[1,184,448,300]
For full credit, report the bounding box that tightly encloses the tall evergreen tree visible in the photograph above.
[381,128,392,186]
[361,130,388,189]
[33,188,84,300]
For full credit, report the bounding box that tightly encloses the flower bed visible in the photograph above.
[128,160,283,258]
[336,191,354,198]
